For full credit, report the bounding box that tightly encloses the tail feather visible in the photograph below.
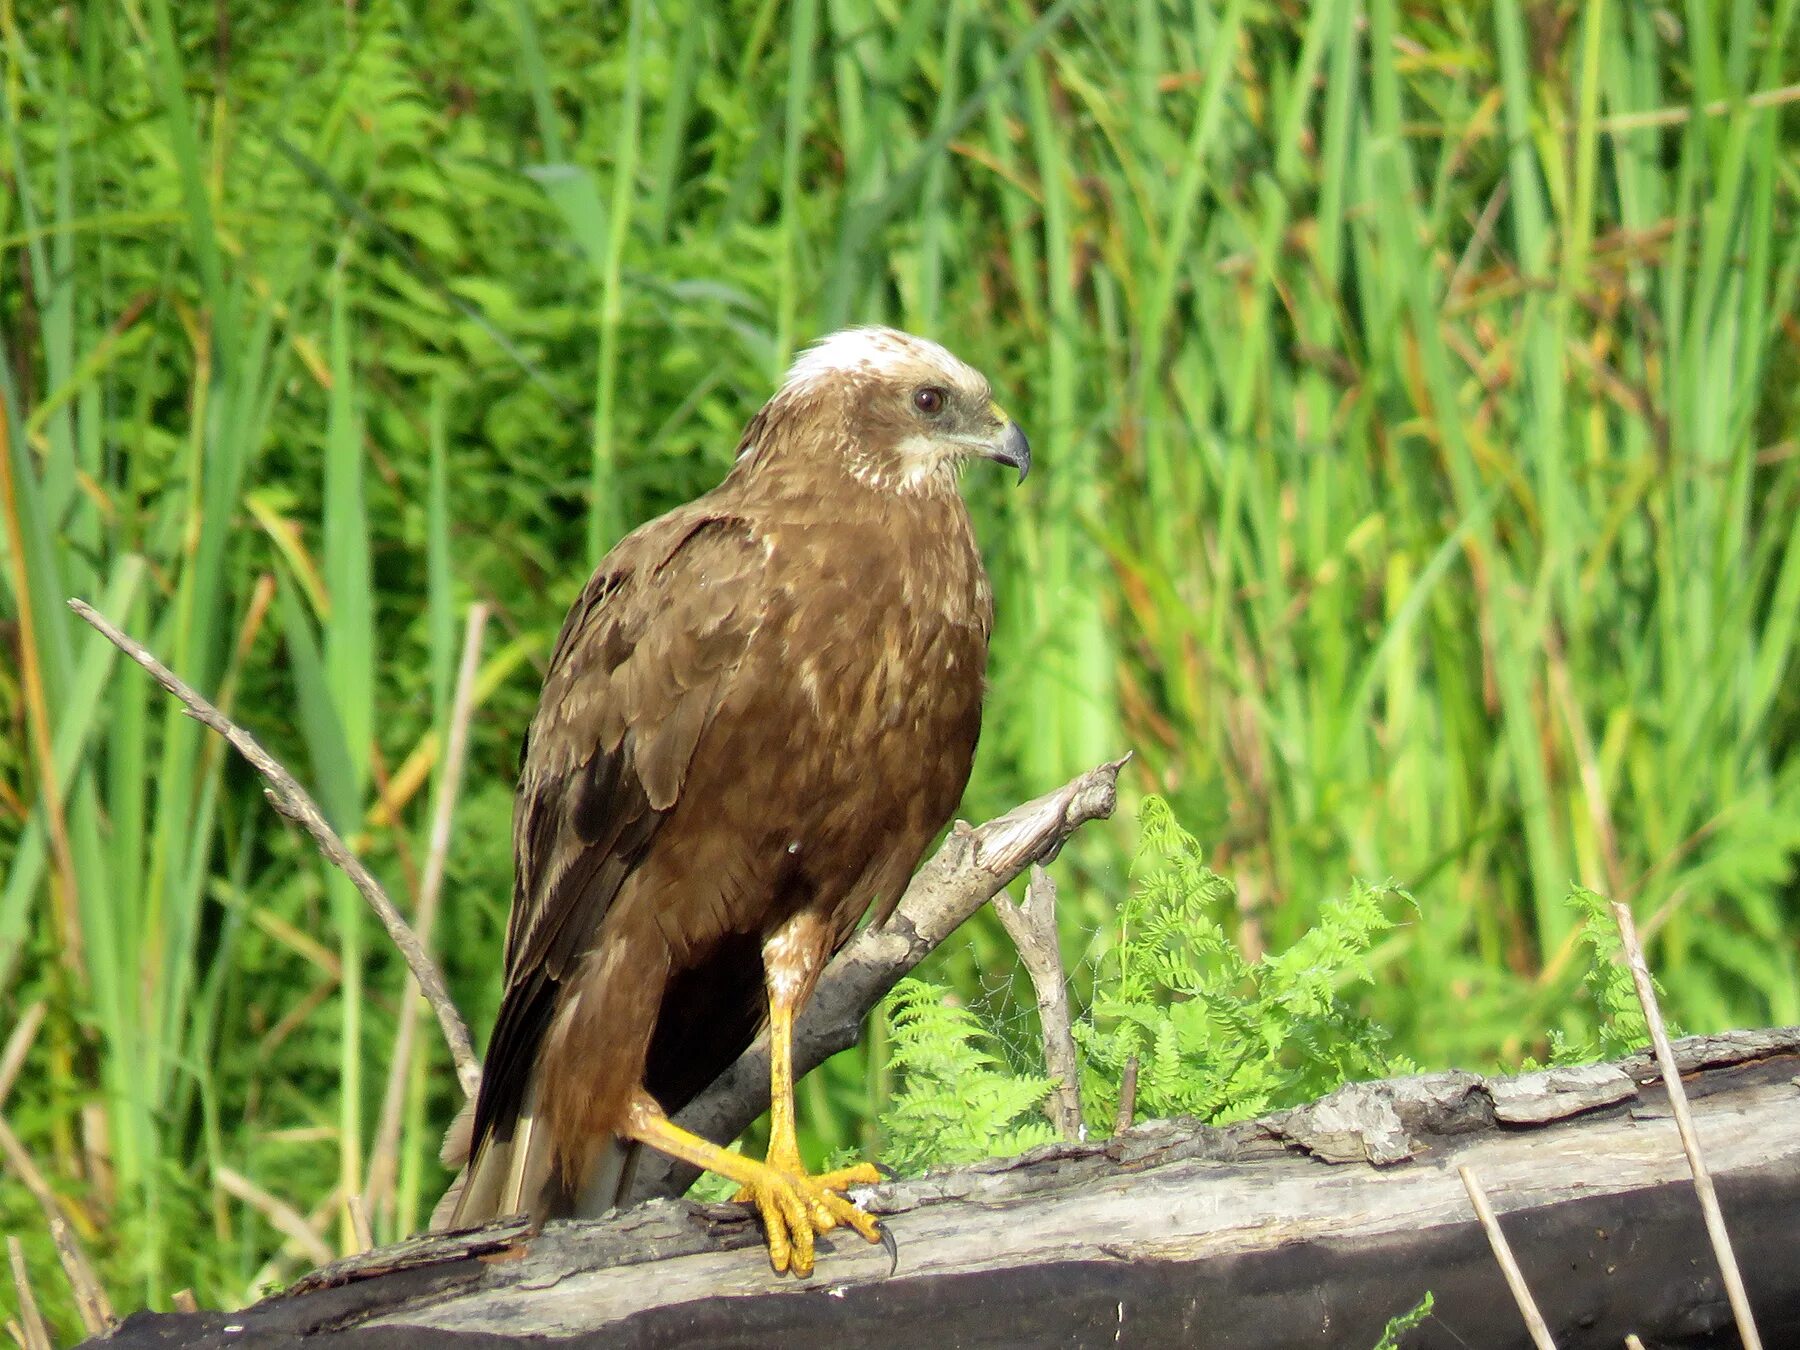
[432,1088,638,1229]
[499,1109,549,1217]
[434,1080,556,1229]
[572,1138,639,1217]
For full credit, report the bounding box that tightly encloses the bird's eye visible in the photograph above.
[912,386,947,416]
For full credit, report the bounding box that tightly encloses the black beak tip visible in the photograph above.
[1002,422,1031,483]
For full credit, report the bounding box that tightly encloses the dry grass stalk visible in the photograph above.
[68,597,480,1097]
[216,1166,336,1269]
[366,603,489,1231]
[0,1003,45,1108]
[6,1235,53,1350]
[992,864,1084,1141]
[0,1110,111,1330]
[47,1216,114,1336]
[0,1115,85,1241]
[1458,1164,1557,1350]
[347,1194,375,1254]
[245,1186,341,1300]
[1610,900,1763,1350]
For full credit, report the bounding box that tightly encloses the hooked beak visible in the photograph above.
[976,409,1031,483]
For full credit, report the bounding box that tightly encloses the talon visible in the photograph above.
[877,1221,899,1276]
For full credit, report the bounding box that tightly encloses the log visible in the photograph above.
[92,1027,1800,1349]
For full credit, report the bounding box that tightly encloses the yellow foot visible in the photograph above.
[731,1157,884,1276]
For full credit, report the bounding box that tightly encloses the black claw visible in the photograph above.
[877,1221,899,1277]
[872,1161,898,1181]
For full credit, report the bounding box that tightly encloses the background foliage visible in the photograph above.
[2,0,1797,1332]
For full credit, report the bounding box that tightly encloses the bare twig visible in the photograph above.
[635,755,1126,1199]
[1113,1055,1139,1136]
[367,604,488,1227]
[0,1002,45,1109]
[993,865,1084,1141]
[1610,900,1763,1350]
[6,1235,53,1350]
[1459,1165,1556,1350]
[48,1215,113,1336]
[68,597,480,1097]
[217,1166,336,1269]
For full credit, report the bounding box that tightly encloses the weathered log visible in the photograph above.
[92,1027,1800,1349]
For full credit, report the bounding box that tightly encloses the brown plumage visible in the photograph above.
[437,327,1029,1274]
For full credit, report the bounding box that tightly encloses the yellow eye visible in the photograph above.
[912,386,947,415]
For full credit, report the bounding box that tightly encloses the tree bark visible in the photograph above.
[94,1027,1800,1349]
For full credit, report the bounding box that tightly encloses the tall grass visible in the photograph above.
[1,0,1796,1328]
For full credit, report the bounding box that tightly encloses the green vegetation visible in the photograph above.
[1373,1290,1437,1350]
[2,0,1796,1333]
[873,799,1650,1174]
[877,795,1416,1168]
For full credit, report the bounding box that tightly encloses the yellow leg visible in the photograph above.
[621,1064,879,1277]
[668,989,879,1275]
[619,1092,824,1276]
[752,993,885,1221]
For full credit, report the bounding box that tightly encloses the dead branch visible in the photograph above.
[96,1027,1800,1350]
[634,755,1125,1198]
[992,864,1084,1141]
[68,598,480,1099]
[1113,1054,1139,1135]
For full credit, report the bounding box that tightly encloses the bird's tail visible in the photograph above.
[432,1084,554,1230]
[431,1093,640,1229]
[571,1137,642,1216]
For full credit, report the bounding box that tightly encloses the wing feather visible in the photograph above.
[468,512,764,1155]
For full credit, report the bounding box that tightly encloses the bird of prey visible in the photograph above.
[437,326,1029,1275]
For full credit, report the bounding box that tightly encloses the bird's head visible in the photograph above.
[743,326,1030,495]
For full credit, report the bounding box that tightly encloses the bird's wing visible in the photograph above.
[469,510,765,1152]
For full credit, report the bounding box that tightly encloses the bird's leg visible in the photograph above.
[717,971,885,1273]
[757,987,886,1201]
[714,919,887,1272]
[619,1089,868,1278]
[618,1091,816,1274]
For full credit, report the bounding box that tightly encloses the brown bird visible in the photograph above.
[437,327,1029,1275]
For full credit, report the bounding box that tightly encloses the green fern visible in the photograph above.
[1076,797,1414,1127]
[1545,887,1672,1066]
[878,798,1415,1169]
[876,802,1689,1176]
[1371,1290,1435,1349]
[878,980,1060,1172]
